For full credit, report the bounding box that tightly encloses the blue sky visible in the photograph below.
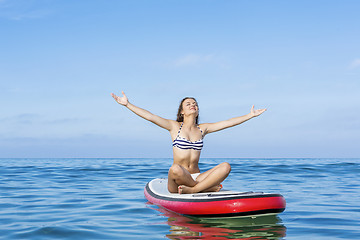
[1,0,359,158]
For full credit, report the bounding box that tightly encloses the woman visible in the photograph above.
[111,91,266,194]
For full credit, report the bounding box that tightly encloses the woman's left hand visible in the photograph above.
[250,105,267,117]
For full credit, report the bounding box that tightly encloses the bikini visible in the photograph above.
[172,123,204,151]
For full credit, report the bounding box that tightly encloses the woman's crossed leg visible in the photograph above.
[167,162,231,194]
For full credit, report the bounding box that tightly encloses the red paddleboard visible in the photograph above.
[145,178,286,218]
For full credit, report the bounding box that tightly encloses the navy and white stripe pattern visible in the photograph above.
[173,123,204,151]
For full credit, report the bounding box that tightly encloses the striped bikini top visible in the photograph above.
[172,123,204,151]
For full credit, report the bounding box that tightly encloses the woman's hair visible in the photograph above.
[176,97,199,124]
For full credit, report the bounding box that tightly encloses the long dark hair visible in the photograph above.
[176,97,199,124]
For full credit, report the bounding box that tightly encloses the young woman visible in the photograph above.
[111,91,266,194]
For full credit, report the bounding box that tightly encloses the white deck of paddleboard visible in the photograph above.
[148,178,267,200]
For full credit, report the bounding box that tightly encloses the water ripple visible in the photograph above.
[0,158,359,239]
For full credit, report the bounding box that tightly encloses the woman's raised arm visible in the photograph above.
[201,105,266,134]
[111,91,175,131]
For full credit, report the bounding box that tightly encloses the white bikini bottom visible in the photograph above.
[191,173,200,181]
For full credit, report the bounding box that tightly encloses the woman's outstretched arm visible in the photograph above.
[201,105,266,134]
[111,91,175,131]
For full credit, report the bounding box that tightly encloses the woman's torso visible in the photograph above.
[171,122,204,173]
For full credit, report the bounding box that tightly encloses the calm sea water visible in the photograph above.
[0,158,359,239]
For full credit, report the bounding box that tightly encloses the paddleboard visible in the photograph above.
[144,178,286,218]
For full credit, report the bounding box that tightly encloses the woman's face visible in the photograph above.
[181,98,199,116]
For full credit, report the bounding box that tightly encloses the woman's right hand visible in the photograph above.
[111,91,129,106]
[250,105,267,118]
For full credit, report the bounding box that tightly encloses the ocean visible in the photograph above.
[0,158,359,239]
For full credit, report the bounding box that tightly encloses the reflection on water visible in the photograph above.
[147,203,286,240]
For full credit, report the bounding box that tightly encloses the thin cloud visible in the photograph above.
[44,118,82,125]
[0,114,81,125]
[349,58,360,69]
[0,0,52,20]
[174,54,214,67]
[170,53,231,69]
[0,113,39,124]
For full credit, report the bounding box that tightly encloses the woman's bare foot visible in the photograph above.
[204,184,223,193]
[178,184,223,194]
[178,185,192,194]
